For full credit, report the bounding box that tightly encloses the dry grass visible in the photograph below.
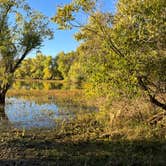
[2,89,165,165]
[0,110,166,165]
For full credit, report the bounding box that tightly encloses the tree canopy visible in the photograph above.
[0,0,53,104]
[14,53,62,80]
[53,0,166,110]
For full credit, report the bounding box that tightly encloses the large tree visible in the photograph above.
[53,0,166,110]
[0,0,53,108]
[113,0,166,110]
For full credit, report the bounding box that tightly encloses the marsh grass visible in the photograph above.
[7,89,87,105]
[1,89,165,165]
[0,111,166,165]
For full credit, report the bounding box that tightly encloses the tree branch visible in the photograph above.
[137,76,166,110]
[11,48,30,73]
[0,3,13,34]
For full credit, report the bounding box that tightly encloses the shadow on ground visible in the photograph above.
[0,132,166,166]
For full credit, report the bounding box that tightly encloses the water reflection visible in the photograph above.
[3,97,97,129]
[12,80,82,90]
[12,80,63,90]
[0,105,8,121]
[5,97,58,129]
[3,81,96,129]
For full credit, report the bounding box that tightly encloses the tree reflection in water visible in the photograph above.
[0,104,9,124]
[12,80,63,90]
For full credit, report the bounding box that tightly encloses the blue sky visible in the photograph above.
[27,0,117,57]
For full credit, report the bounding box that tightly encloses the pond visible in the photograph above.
[1,80,96,129]
[5,97,58,129]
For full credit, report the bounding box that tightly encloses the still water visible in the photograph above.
[2,80,95,129]
[12,80,63,90]
[12,80,81,90]
[5,97,58,129]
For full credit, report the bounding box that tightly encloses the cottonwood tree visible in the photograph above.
[113,0,166,110]
[0,0,53,108]
[56,51,76,80]
[53,0,166,110]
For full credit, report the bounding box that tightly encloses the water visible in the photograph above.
[12,80,63,90]
[4,96,93,129]
[1,80,96,129]
[12,80,81,90]
[5,97,59,129]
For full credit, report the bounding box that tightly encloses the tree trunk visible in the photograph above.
[0,104,8,121]
[0,91,8,121]
[0,91,6,116]
[0,91,6,106]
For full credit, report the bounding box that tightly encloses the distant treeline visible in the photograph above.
[14,51,85,84]
[15,53,62,80]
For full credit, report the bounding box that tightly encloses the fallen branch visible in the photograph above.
[147,112,166,126]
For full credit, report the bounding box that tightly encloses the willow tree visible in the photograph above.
[0,0,53,107]
[53,0,166,110]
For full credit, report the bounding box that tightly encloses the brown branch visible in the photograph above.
[137,76,166,110]
[147,111,166,126]
[11,48,30,73]
[90,14,125,58]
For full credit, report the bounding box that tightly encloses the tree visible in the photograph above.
[53,0,166,110]
[14,53,63,80]
[68,60,85,85]
[43,56,53,80]
[31,53,45,79]
[52,56,63,80]
[14,58,32,78]
[0,0,53,108]
[56,51,76,80]
[112,0,166,110]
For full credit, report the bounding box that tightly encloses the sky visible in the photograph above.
[27,0,117,57]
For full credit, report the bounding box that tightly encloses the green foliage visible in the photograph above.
[53,0,166,109]
[112,0,166,105]
[52,0,96,29]
[68,61,85,84]
[56,51,76,80]
[15,53,62,80]
[55,51,86,86]
[0,0,53,100]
